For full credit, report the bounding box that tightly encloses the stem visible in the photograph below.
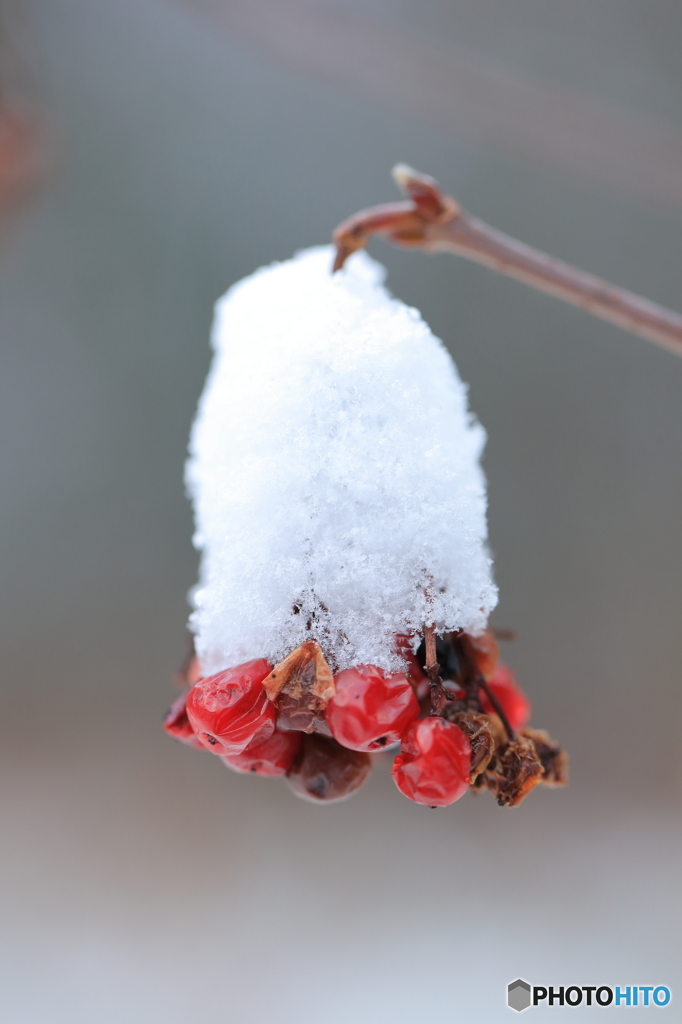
[477,675,515,742]
[424,623,437,673]
[430,214,682,355]
[332,165,682,357]
[423,623,444,717]
[453,633,515,741]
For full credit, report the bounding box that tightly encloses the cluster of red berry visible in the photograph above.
[165,631,566,807]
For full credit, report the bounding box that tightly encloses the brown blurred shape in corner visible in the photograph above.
[0,0,42,226]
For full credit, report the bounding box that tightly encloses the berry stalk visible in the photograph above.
[423,623,447,718]
[454,634,516,741]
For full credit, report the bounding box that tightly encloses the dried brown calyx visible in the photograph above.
[522,727,569,787]
[444,709,495,782]
[482,734,545,807]
[265,640,335,735]
[470,724,569,806]
[422,629,569,806]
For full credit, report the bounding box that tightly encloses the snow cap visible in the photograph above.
[187,245,497,675]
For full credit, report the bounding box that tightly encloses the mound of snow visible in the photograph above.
[187,245,497,674]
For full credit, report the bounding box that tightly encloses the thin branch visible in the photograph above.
[333,165,682,357]
[423,623,445,717]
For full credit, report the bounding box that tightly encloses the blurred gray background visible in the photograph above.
[1,1,680,1021]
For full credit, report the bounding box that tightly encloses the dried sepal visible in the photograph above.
[481,711,509,749]
[522,727,569,788]
[467,721,567,805]
[265,641,335,734]
[265,640,334,702]
[444,709,495,782]
[485,734,544,807]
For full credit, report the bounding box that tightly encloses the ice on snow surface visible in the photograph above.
[187,245,497,675]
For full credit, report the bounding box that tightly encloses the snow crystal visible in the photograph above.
[187,245,497,675]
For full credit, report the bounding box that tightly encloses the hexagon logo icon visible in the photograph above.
[508,979,532,1012]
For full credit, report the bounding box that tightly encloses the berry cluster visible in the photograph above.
[165,632,567,807]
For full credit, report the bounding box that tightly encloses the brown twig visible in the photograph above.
[333,164,682,357]
[423,623,445,717]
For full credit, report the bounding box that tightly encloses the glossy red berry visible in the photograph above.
[481,663,531,732]
[392,717,471,807]
[221,728,302,777]
[185,658,276,754]
[163,689,206,750]
[326,664,419,752]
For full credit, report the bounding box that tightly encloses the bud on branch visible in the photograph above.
[333,164,682,357]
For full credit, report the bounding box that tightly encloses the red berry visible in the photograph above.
[392,717,471,807]
[186,658,276,754]
[163,689,206,750]
[481,664,531,732]
[326,664,419,752]
[221,728,302,777]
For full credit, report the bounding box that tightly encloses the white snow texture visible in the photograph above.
[187,245,497,675]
